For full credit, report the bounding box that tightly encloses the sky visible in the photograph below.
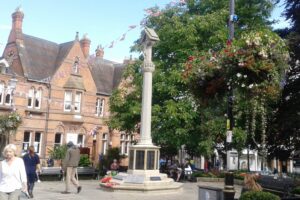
[0,0,290,63]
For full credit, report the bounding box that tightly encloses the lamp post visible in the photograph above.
[224,0,236,200]
[6,75,18,144]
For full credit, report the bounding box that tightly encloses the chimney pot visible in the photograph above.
[95,45,104,58]
[11,7,24,31]
[80,34,91,58]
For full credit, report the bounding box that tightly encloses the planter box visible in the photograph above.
[196,177,244,185]
[234,179,244,185]
[197,177,224,182]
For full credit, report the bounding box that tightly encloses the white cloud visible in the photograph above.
[0,25,10,30]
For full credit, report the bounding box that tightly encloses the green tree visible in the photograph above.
[109,0,282,158]
[268,0,300,159]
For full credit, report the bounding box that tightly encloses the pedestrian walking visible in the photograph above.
[0,144,28,200]
[61,141,82,194]
[23,145,41,198]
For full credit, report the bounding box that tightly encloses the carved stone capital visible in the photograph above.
[142,62,155,72]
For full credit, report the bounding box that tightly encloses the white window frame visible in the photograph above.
[34,132,42,154]
[95,98,100,115]
[120,133,134,155]
[102,133,107,155]
[77,134,85,147]
[34,88,42,109]
[120,133,125,155]
[74,92,82,113]
[64,91,72,112]
[99,98,105,117]
[22,131,31,154]
[54,133,63,148]
[27,88,34,108]
[0,83,4,104]
[96,98,105,117]
[4,87,12,106]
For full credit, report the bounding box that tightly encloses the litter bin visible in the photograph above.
[198,186,223,200]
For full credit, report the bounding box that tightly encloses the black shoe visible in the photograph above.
[61,191,71,194]
[77,186,82,194]
[29,191,33,198]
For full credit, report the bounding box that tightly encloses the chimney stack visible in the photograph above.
[12,7,24,32]
[95,45,104,59]
[80,34,91,58]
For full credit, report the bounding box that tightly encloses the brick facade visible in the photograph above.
[0,8,137,167]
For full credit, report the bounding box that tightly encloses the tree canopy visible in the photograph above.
[109,0,289,159]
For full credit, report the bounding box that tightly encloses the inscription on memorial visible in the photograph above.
[150,176,161,181]
[124,175,145,184]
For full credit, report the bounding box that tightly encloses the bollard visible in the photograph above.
[223,172,235,200]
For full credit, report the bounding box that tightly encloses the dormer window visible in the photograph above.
[27,87,42,109]
[95,98,105,117]
[72,56,80,74]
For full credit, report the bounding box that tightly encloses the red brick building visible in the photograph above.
[0,8,136,166]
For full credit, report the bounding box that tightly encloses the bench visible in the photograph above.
[257,175,295,197]
[76,167,98,179]
[40,167,63,181]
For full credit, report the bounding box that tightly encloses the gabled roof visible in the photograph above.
[11,31,125,95]
[90,57,125,95]
[15,34,75,81]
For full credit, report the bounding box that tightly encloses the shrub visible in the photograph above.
[48,145,68,160]
[240,191,280,200]
[292,186,300,195]
[79,154,91,167]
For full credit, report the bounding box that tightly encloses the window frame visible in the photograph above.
[0,82,4,104]
[27,87,34,108]
[54,133,63,148]
[102,133,108,155]
[34,88,42,109]
[64,91,72,112]
[74,91,82,113]
[22,131,31,154]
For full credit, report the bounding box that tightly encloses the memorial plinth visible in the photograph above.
[100,27,182,192]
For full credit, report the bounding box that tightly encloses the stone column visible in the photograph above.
[138,28,159,146]
[139,44,154,145]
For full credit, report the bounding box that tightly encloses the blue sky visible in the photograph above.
[0,0,289,63]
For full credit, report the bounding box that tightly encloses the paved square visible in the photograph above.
[31,180,242,200]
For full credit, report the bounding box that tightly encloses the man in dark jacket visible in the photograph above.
[23,146,40,198]
[61,141,82,194]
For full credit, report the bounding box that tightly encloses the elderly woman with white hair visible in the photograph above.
[0,144,28,200]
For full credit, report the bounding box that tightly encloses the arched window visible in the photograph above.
[5,88,11,105]
[34,88,42,109]
[95,98,105,117]
[28,87,34,108]
[0,82,4,104]
[72,56,80,74]
[27,87,42,109]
